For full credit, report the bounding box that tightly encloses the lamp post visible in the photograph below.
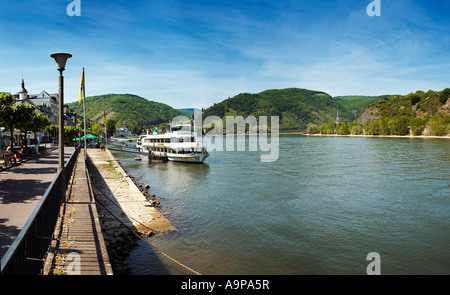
[50,53,72,177]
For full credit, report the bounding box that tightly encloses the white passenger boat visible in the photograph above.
[136,124,208,163]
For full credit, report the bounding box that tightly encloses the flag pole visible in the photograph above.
[82,68,87,160]
[104,111,107,149]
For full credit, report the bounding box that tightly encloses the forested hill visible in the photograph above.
[68,94,182,129]
[202,88,395,131]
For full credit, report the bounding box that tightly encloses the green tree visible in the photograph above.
[439,88,450,104]
[106,118,116,136]
[428,115,450,136]
[410,117,425,136]
[336,123,350,135]
[0,93,16,146]
[307,123,320,134]
[0,92,15,125]
[15,103,37,147]
[350,124,363,135]
[389,116,409,135]
[31,113,51,140]
[380,117,390,135]
[365,120,381,135]
[320,123,334,134]
[64,125,76,139]
[45,125,58,141]
[91,122,101,136]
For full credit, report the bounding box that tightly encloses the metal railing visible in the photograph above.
[1,147,80,275]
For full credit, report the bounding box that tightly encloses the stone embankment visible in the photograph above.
[87,148,175,275]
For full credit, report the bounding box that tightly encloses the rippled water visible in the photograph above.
[109,135,450,275]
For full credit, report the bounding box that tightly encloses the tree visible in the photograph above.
[389,116,409,135]
[15,103,37,147]
[0,92,15,125]
[91,122,101,136]
[30,113,51,140]
[365,120,381,135]
[410,117,425,136]
[106,118,116,136]
[336,123,350,135]
[350,124,363,135]
[428,115,450,136]
[46,125,58,142]
[0,93,16,146]
[307,123,320,134]
[320,123,334,134]
[64,125,76,139]
[439,88,450,104]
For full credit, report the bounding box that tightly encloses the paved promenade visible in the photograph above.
[0,147,74,258]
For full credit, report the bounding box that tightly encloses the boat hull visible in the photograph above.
[167,153,209,163]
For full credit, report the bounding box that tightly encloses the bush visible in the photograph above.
[350,125,363,135]
[389,116,409,135]
[410,118,425,136]
[307,123,320,134]
[428,115,450,136]
[364,120,381,135]
[336,123,350,135]
[320,123,334,134]
[439,88,450,104]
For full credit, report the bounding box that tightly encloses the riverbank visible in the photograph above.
[86,148,175,274]
[304,133,450,139]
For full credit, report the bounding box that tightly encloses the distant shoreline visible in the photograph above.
[301,133,450,139]
[116,132,450,139]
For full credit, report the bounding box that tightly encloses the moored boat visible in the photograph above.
[136,124,208,163]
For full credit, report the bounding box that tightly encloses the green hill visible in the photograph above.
[68,94,183,130]
[202,88,394,131]
[334,95,400,122]
[355,89,450,136]
[177,108,201,118]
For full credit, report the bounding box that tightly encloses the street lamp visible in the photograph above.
[50,53,72,175]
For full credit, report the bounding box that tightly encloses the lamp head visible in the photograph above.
[50,53,72,72]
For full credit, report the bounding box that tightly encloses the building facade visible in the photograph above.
[14,79,60,125]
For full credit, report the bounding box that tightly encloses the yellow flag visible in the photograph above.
[79,68,84,103]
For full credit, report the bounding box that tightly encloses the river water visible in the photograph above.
[109,135,450,275]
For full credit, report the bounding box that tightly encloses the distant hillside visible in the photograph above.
[68,94,182,129]
[335,95,400,122]
[202,88,393,131]
[355,89,450,135]
[313,88,450,136]
[358,89,450,124]
[177,108,201,118]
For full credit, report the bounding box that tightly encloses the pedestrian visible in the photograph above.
[17,146,27,160]
[4,146,18,165]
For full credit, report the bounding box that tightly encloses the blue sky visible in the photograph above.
[1,0,449,109]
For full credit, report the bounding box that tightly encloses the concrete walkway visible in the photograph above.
[0,147,74,258]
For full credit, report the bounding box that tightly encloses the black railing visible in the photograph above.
[1,147,80,275]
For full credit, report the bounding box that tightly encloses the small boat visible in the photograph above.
[136,123,208,163]
[134,157,142,161]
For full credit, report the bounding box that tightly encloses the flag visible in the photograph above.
[79,68,84,103]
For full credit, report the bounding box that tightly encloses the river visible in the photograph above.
[109,135,450,274]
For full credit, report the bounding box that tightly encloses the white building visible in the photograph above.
[14,79,60,125]
[115,127,133,137]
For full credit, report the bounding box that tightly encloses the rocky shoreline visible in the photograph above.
[87,148,175,275]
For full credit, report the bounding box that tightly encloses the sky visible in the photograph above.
[0,0,449,109]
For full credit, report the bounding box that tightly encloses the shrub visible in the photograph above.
[307,123,320,134]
